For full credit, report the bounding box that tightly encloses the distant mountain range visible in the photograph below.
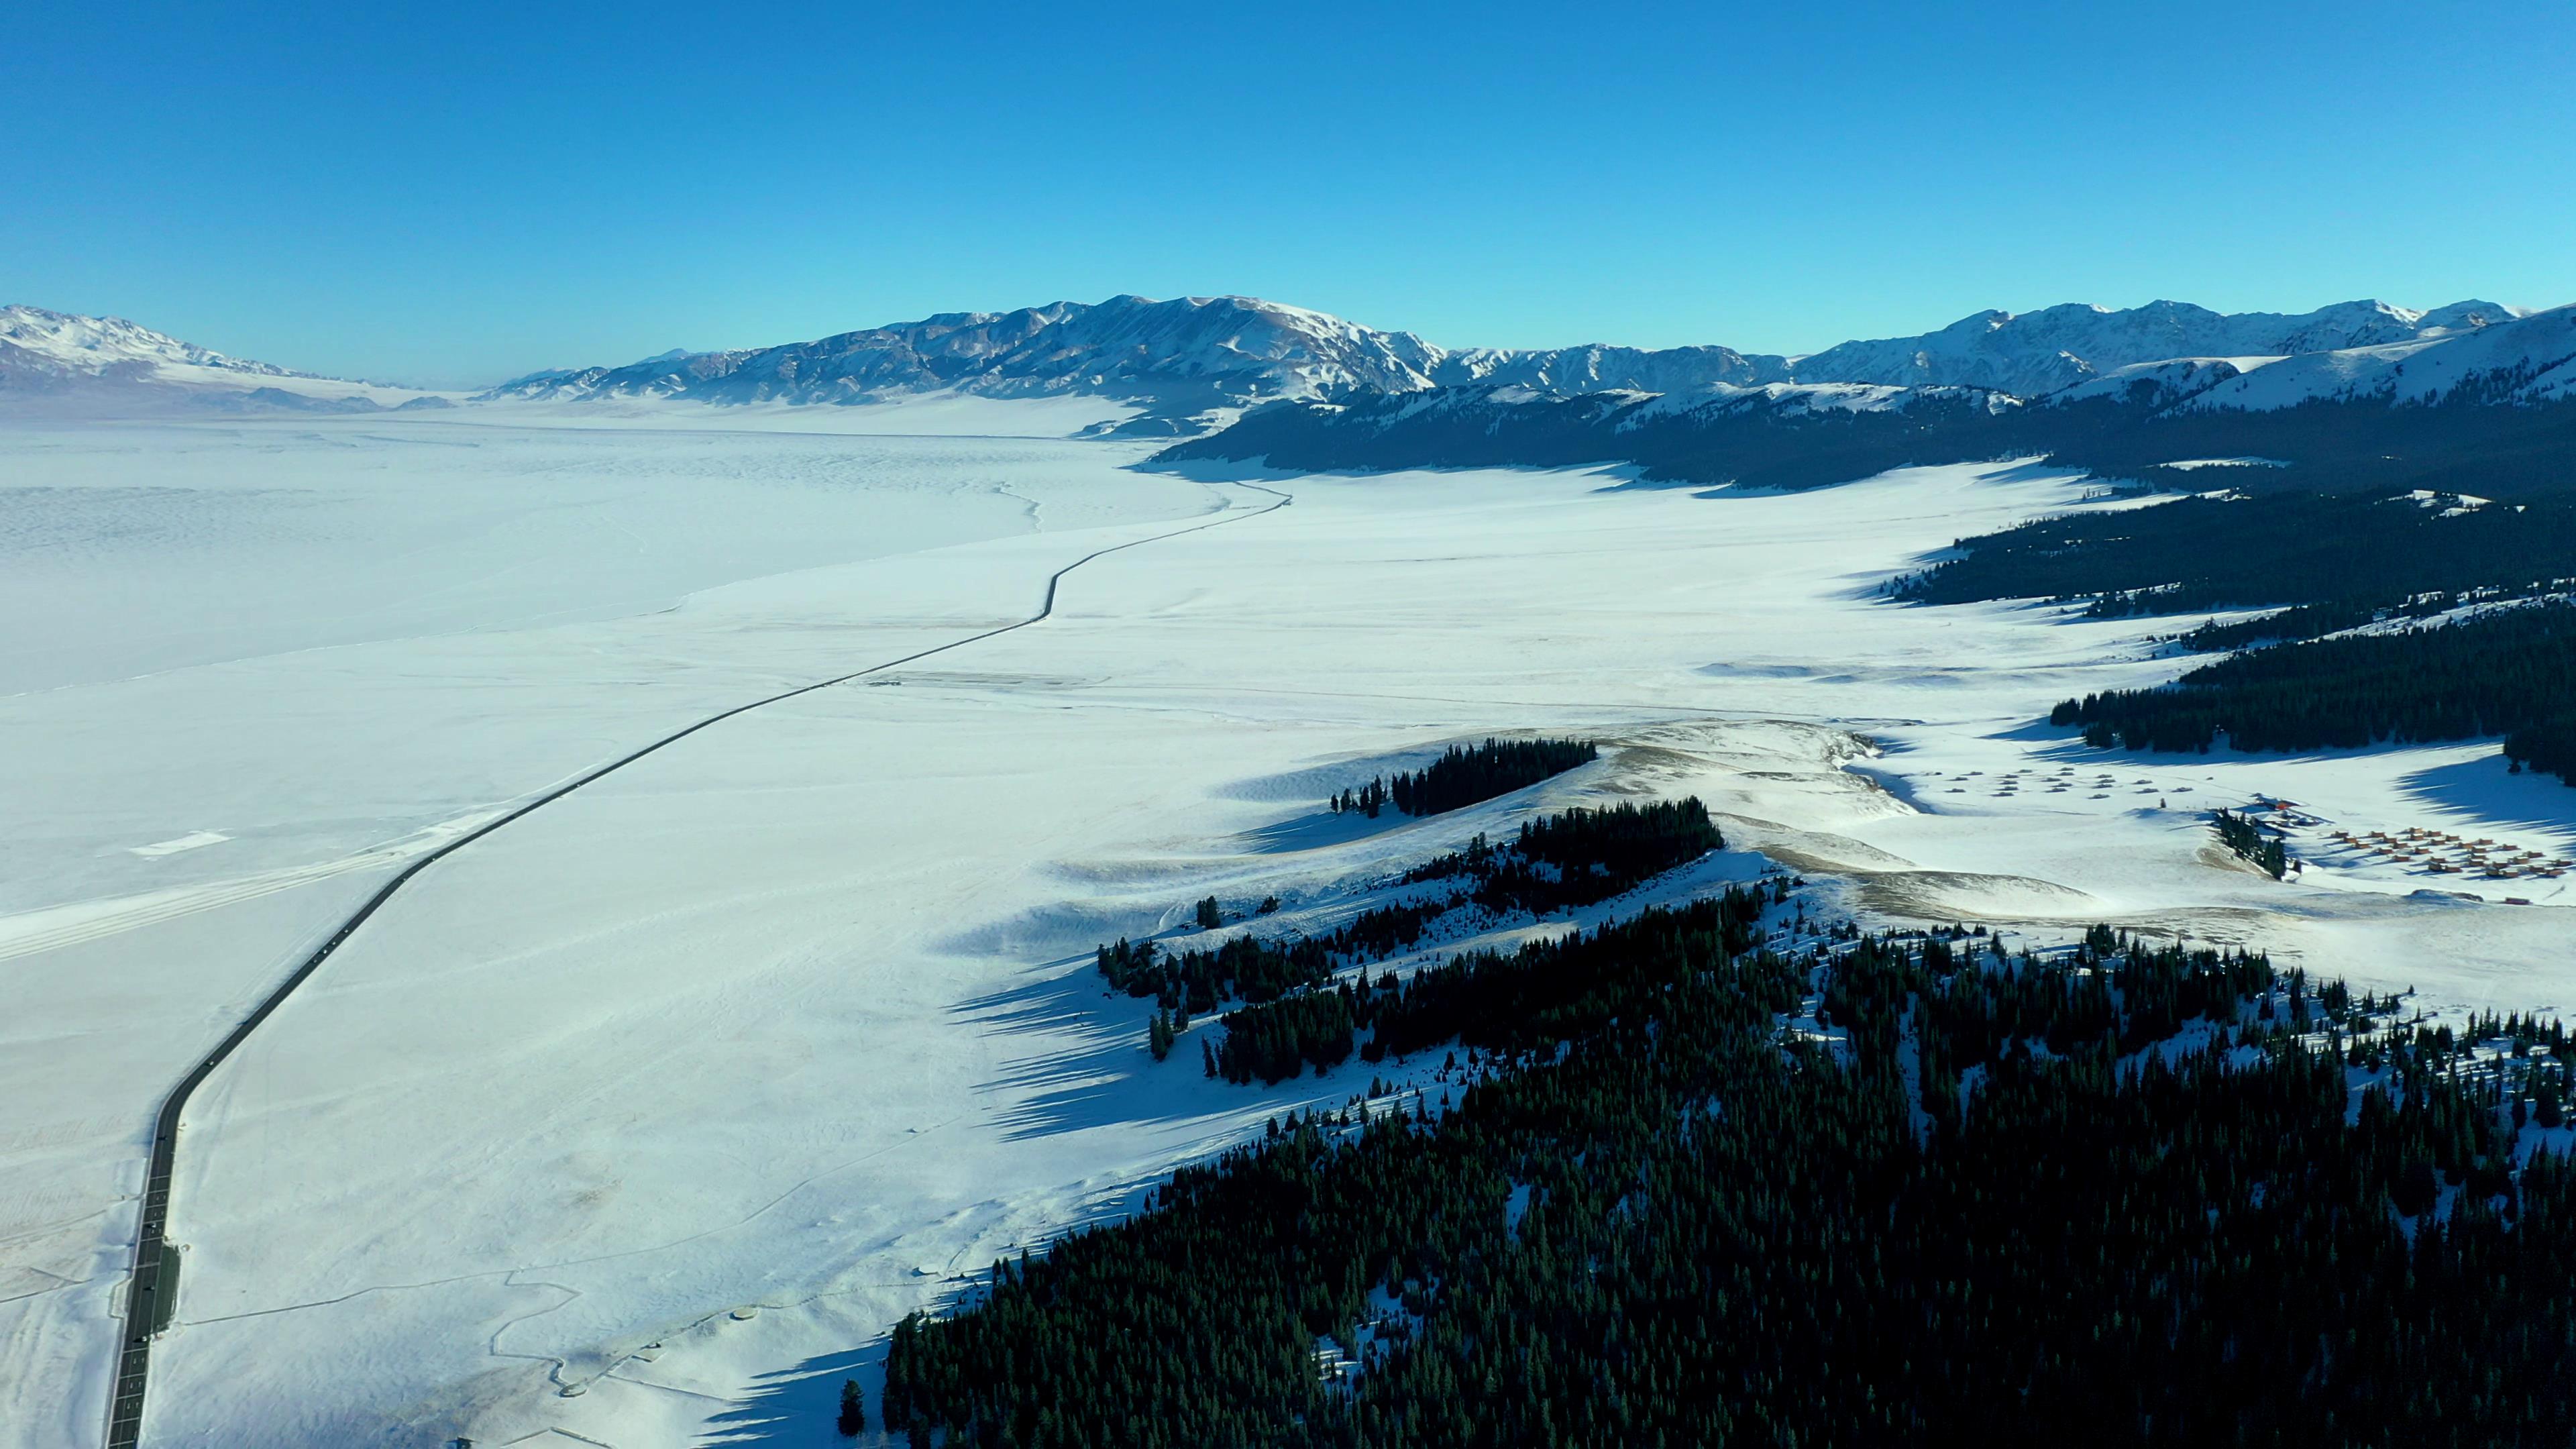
[478,293,2544,432]
[5,295,2568,466]
[1164,304,2576,496]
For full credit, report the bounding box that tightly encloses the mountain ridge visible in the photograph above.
[1158,304,2576,497]
[481,292,2538,426]
[3,293,2557,428]
[0,303,442,414]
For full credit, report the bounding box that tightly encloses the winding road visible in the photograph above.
[102,481,1289,1448]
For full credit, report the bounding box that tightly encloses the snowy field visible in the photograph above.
[6,409,2575,1446]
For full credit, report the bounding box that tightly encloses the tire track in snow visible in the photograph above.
[101,480,1290,1449]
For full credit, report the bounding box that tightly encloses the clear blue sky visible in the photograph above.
[9,0,2571,387]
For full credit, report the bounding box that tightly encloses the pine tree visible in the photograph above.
[838,1379,865,1436]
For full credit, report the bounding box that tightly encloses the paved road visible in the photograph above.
[103,483,1289,1447]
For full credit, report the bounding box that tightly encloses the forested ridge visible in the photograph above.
[1100,799,1726,1084]
[877,907,2576,1448]
[2045,602,2576,783]
[1159,384,2576,500]
[1330,738,1597,818]
[1890,487,2576,777]
[1893,491,2576,636]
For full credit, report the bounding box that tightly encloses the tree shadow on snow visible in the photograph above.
[1237,807,1418,854]
[951,957,1234,1143]
[2402,751,2576,836]
[694,1346,877,1446]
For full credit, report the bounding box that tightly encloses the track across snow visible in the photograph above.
[101,480,1289,1449]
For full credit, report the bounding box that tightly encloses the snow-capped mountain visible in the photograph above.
[2179,303,2576,411]
[9,292,2556,433]
[1774,299,2527,397]
[1430,343,1771,394]
[480,294,1450,431]
[481,293,2533,431]
[0,305,311,383]
[1165,300,2576,495]
[0,305,445,413]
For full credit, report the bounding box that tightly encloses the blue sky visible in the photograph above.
[9,1,2571,386]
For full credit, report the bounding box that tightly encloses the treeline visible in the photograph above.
[1159,378,2576,500]
[1399,798,1723,918]
[1097,899,1450,1010]
[2047,602,2576,780]
[1330,738,1597,818]
[880,914,2576,1447]
[1102,800,1723,1024]
[1214,885,1770,1085]
[1894,490,2576,636]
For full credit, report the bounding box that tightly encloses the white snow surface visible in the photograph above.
[4,417,2575,1447]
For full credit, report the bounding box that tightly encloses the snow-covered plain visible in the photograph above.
[5,411,2574,1447]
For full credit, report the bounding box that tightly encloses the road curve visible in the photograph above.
[102,480,1290,1448]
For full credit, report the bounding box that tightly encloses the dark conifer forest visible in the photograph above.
[1161,382,2576,500]
[884,906,2576,1448]
[1330,738,1597,818]
[1893,492,2576,632]
[2045,603,2576,782]
[1097,794,1721,1041]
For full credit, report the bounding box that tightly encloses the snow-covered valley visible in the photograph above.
[7,409,2575,1446]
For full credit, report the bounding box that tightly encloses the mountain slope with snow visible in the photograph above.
[2182,303,2576,411]
[478,295,1450,433]
[1166,305,2576,496]
[8,292,2557,435]
[0,305,446,414]
[1780,299,2527,396]
[474,292,2534,433]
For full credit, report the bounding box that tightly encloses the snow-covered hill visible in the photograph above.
[0,305,447,414]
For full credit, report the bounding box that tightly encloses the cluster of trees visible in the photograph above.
[1204,802,1733,1084]
[1397,799,1724,918]
[2212,810,2289,878]
[1146,1007,1183,1061]
[879,910,2576,1447]
[1213,885,1773,1085]
[1330,738,1599,818]
[1097,900,1453,1011]
[2507,716,2576,784]
[1212,986,1360,1084]
[1101,800,1722,1032]
[2045,602,2576,780]
[1894,490,2576,634]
